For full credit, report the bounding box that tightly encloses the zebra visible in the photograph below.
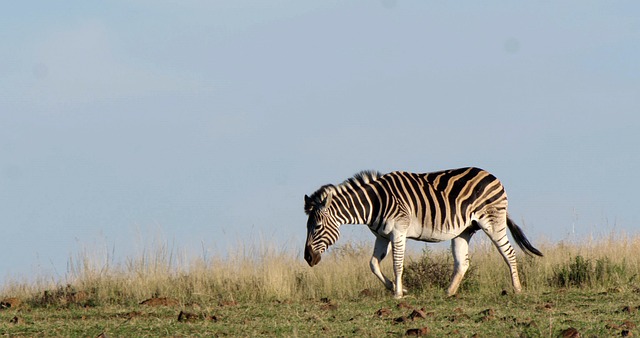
[303,167,543,298]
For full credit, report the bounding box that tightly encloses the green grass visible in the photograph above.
[1,234,640,336]
[1,289,638,336]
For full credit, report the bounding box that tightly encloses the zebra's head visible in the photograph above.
[304,185,340,267]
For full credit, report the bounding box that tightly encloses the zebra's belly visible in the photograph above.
[406,221,465,242]
[409,231,458,242]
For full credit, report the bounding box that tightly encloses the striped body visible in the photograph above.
[304,167,543,298]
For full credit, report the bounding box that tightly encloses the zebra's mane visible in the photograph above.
[304,170,382,214]
[343,170,382,188]
[329,170,383,196]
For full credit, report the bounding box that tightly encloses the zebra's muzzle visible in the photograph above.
[304,246,321,267]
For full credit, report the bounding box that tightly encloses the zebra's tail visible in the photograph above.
[507,216,544,257]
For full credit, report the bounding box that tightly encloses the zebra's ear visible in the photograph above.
[304,190,333,213]
[322,191,333,209]
[304,195,313,214]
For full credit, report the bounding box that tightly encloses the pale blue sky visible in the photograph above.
[1,1,639,282]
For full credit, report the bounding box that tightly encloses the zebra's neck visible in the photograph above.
[327,182,375,226]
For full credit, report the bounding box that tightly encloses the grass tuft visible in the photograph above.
[403,248,479,293]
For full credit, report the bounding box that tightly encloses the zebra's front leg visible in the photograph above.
[391,233,408,299]
[370,235,394,291]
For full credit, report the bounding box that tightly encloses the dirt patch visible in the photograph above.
[177,310,217,323]
[405,327,429,336]
[359,288,374,297]
[606,320,636,330]
[121,311,142,320]
[375,308,392,317]
[559,327,580,338]
[140,297,180,307]
[320,302,338,311]
[319,297,338,310]
[178,311,201,323]
[395,307,429,324]
[0,298,22,309]
[538,302,554,311]
[409,308,428,320]
[478,308,495,322]
[397,302,413,310]
[394,315,409,324]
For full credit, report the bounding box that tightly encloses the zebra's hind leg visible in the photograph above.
[446,228,475,296]
[478,216,523,293]
[370,235,394,292]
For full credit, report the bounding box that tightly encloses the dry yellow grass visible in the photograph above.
[2,233,640,305]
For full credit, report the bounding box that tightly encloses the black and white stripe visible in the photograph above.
[304,167,542,298]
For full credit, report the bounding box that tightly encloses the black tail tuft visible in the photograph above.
[507,216,543,257]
